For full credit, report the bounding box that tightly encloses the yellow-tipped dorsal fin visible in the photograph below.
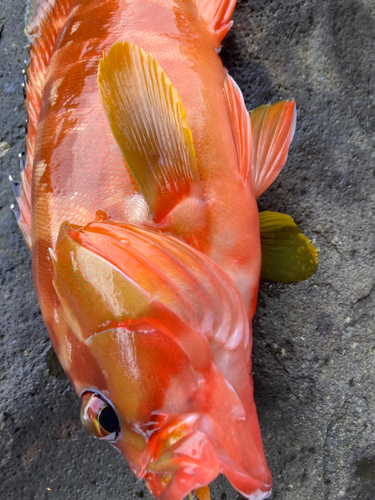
[98,41,203,222]
[260,211,318,282]
[189,486,211,500]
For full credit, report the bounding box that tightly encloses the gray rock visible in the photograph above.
[0,1,374,499]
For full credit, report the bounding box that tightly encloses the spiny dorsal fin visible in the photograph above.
[260,211,318,282]
[194,0,237,45]
[223,73,252,187]
[15,0,74,249]
[98,42,203,222]
[251,100,296,198]
[25,0,73,159]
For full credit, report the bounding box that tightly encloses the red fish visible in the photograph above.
[11,0,317,499]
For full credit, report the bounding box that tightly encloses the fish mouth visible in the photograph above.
[136,414,220,500]
[131,412,272,500]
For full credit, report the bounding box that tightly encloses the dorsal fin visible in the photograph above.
[194,0,237,45]
[13,0,74,248]
[25,0,75,172]
[98,42,204,222]
[250,100,297,198]
[223,73,252,187]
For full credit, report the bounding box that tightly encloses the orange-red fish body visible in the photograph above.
[15,0,298,498]
[31,0,260,314]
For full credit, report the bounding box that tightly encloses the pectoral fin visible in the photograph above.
[260,211,318,282]
[98,42,203,222]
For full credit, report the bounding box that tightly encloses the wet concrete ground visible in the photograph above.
[1,1,374,499]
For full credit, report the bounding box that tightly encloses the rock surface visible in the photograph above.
[0,1,374,499]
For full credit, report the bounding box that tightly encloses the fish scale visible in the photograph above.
[30,0,260,313]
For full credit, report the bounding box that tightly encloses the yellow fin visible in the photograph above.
[98,41,203,222]
[260,211,318,282]
[189,486,211,500]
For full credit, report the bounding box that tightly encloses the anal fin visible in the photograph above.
[98,42,204,223]
[251,100,296,198]
[260,211,318,282]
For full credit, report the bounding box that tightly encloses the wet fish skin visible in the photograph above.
[12,0,302,498]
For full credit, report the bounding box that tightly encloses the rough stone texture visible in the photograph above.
[0,1,374,499]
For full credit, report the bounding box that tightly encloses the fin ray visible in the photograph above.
[98,42,203,222]
[15,0,75,248]
[223,73,252,186]
[251,100,296,198]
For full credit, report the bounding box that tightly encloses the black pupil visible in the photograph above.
[98,405,120,434]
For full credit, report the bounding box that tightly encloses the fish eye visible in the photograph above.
[80,392,120,441]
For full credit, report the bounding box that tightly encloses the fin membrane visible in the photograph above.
[15,0,75,249]
[223,73,252,187]
[189,486,211,500]
[194,0,236,45]
[251,100,296,198]
[260,211,318,282]
[98,42,203,222]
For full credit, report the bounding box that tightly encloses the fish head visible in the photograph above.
[50,220,222,495]
[51,221,271,499]
[79,322,221,499]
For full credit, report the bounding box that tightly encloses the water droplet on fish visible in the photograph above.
[121,238,130,245]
